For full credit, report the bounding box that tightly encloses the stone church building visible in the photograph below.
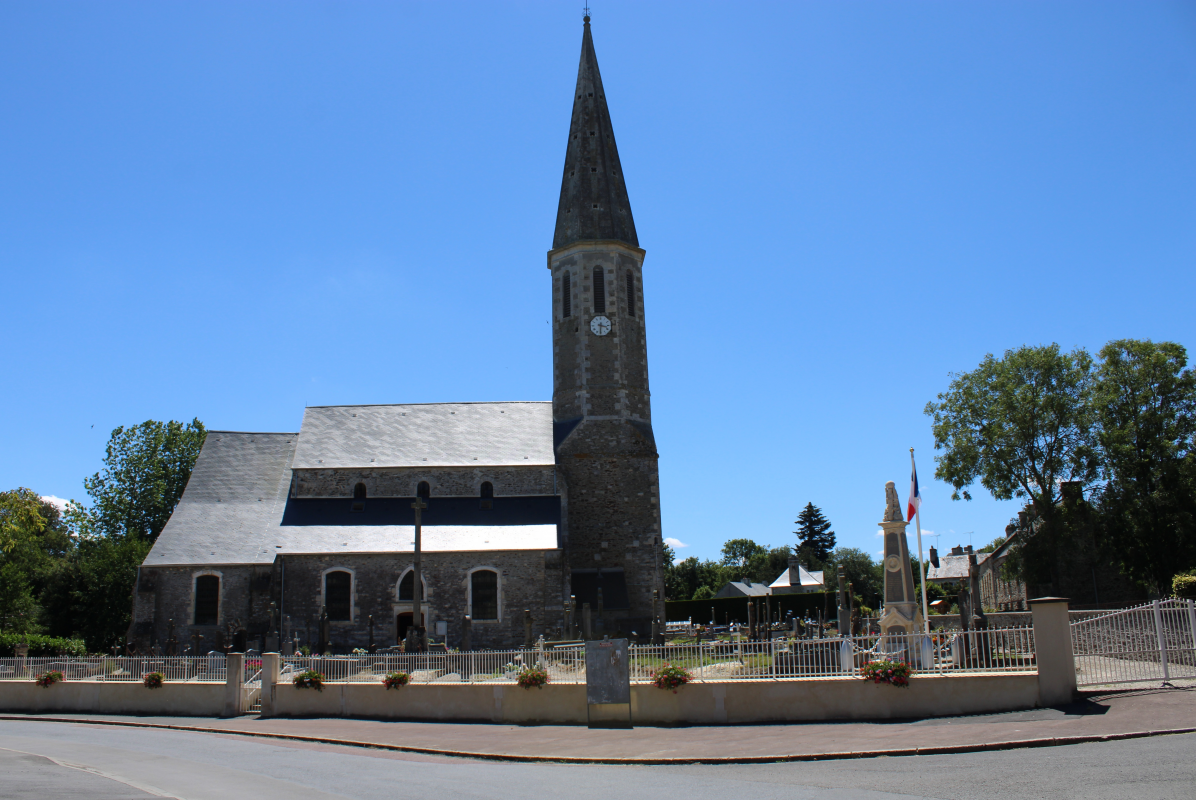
[130,18,665,653]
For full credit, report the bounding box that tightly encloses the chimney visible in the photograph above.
[929,546,939,568]
[788,553,800,587]
[950,545,964,556]
[964,545,973,554]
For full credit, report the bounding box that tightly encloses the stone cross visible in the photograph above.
[410,496,427,653]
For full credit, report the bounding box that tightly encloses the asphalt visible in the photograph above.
[3,685,1194,764]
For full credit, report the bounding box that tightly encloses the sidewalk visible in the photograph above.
[4,686,1193,764]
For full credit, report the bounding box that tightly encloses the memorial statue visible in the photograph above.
[877,480,923,637]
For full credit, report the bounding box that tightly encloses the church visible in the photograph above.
[130,17,666,653]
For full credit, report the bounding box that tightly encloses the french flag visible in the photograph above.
[907,462,922,522]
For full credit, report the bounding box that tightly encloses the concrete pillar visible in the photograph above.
[461,615,472,652]
[582,602,592,640]
[1031,597,1076,706]
[222,652,245,717]
[261,652,280,717]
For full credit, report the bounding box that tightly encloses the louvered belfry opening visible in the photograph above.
[593,266,605,313]
[626,270,635,317]
[563,271,572,318]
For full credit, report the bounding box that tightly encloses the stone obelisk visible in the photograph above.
[878,481,922,636]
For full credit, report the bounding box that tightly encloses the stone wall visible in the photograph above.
[134,548,566,653]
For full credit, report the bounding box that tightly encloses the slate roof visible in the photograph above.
[926,552,992,583]
[770,566,825,590]
[144,431,558,567]
[552,18,638,250]
[714,581,773,598]
[292,402,554,469]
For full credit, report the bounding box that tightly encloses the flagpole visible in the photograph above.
[911,448,931,634]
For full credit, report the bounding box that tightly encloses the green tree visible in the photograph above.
[926,344,1097,508]
[794,503,836,566]
[1091,340,1196,594]
[84,419,206,543]
[0,492,76,635]
[691,585,715,601]
[720,538,765,568]
[825,547,883,609]
[41,534,151,651]
[926,344,1098,586]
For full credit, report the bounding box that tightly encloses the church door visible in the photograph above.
[395,612,425,643]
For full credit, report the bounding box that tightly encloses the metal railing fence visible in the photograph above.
[0,655,228,682]
[275,628,1035,685]
[1071,598,1196,686]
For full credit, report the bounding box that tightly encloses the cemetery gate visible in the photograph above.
[1070,599,1196,686]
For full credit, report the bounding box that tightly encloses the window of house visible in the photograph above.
[325,571,352,621]
[480,481,493,509]
[626,270,635,318]
[194,575,219,625]
[592,267,605,313]
[471,570,499,621]
[417,481,430,499]
[562,272,572,318]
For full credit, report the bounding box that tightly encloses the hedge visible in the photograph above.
[665,592,833,626]
[0,633,88,657]
[1173,573,1196,600]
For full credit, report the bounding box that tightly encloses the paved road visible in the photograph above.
[1,720,1193,800]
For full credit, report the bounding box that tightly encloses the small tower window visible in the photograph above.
[480,481,494,510]
[593,267,605,314]
[352,482,366,512]
[562,272,572,318]
[626,270,636,318]
[417,481,430,499]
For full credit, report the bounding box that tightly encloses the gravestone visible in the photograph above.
[585,637,631,728]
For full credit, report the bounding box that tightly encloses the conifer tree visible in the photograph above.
[794,503,836,566]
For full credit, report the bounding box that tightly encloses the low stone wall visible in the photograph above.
[0,681,227,716]
[265,674,1040,725]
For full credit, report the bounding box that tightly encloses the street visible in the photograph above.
[1,720,1192,800]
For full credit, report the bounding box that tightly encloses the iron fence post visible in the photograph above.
[1152,599,1170,681]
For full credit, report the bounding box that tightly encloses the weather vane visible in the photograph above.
[583,4,591,21]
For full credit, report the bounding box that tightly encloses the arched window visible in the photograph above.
[352,482,366,512]
[398,571,425,602]
[562,272,572,318]
[471,569,499,621]
[592,267,605,314]
[626,270,635,318]
[325,571,352,621]
[194,575,219,625]
[480,481,494,510]
[417,481,430,499]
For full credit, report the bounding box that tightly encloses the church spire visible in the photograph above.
[552,17,638,250]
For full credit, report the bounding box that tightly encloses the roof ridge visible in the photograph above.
[305,401,551,409]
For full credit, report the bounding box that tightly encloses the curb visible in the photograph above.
[3,715,1194,764]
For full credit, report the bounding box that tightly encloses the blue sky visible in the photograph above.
[2,1,1194,564]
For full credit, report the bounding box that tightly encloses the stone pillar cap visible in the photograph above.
[1028,596,1070,605]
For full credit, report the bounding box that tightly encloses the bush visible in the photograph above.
[1173,573,1196,599]
[515,665,549,690]
[142,672,164,689]
[293,669,324,691]
[383,671,410,690]
[650,662,693,693]
[35,671,64,688]
[0,633,87,657]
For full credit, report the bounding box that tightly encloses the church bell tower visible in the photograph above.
[550,15,663,632]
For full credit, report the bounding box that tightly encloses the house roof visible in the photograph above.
[770,565,825,589]
[926,551,992,582]
[715,581,772,598]
[144,431,557,567]
[292,402,554,469]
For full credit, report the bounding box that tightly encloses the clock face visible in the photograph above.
[590,315,612,336]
